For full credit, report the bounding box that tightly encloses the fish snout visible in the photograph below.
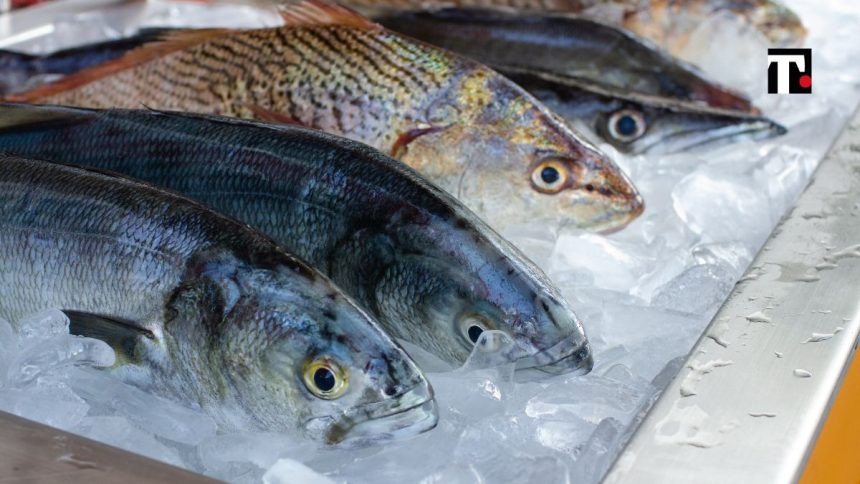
[578,151,645,231]
[305,379,438,447]
[513,296,593,377]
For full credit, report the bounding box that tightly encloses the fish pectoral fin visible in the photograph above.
[245,105,307,126]
[391,126,447,159]
[278,1,381,31]
[64,310,155,364]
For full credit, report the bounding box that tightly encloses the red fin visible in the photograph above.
[391,126,447,159]
[245,104,306,126]
[5,29,229,102]
[277,0,381,31]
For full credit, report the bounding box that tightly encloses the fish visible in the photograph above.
[0,103,594,375]
[5,1,643,234]
[345,0,807,58]
[374,8,755,113]
[0,154,437,447]
[0,29,172,95]
[498,72,787,154]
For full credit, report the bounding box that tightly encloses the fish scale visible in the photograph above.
[0,104,595,372]
[0,154,438,445]
[9,1,642,233]
[33,26,450,152]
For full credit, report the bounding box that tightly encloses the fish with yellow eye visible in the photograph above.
[6,1,643,233]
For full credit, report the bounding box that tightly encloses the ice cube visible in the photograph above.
[16,309,69,343]
[263,459,336,484]
[75,416,184,467]
[70,368,216,445]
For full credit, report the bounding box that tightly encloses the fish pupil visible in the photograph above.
[616,115,638,136]
[314,368,336,392]
[540,166,560,185]
[468,325,484,343]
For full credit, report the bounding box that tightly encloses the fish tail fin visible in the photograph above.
[277,0,381,30]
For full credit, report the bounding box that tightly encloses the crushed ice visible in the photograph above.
[1,0,860,482]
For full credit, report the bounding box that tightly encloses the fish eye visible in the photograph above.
[460,314,491,345]
[530,159,569,194]
[303,356,348,400]
[607,109,646,142]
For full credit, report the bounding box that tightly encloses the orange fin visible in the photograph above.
[245,104,306,126]
[391,126,447,159]
[277,0,381,31]
[6,28,229,102]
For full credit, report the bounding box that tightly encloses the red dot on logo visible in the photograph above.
[799,75,812,89]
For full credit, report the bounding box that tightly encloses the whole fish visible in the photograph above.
[0,155,437,446]
[345,0,807,58]
[5,1,643,234]
[0,103,593,374]
[374,9,754,113]
[491,72,786,154]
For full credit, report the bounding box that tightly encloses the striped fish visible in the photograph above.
[6,1,643,234]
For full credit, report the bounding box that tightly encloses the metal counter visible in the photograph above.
[0,410,218,483]
[605,108,860,483]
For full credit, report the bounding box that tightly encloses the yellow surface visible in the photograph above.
[801,352,860,484]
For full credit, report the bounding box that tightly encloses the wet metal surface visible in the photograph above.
[606,108,860,483]
[0,411,218,483]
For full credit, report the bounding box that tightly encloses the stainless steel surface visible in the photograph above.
[605,109,860,483]
[0,410,219,483]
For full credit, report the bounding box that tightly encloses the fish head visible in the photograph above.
[589,96,787,155]
[401,67,643,233]
[170,252,437,446]
[373,212,592,375]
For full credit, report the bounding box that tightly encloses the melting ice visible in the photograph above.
[1,0,860,482]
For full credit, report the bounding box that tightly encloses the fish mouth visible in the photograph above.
[640,117,787,154]
[303,383,438,447]
[514,331,594,378]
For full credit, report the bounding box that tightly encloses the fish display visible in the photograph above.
[374,9,755,113]
[0,155,437,446]
[4,1,644,234]
[0,103,593,374]
[496,73,786,154]
[345,0,807,58]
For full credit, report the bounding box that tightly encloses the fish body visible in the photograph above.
[7,2,643,234]
[0,154,436,446]
[346,0,807,57]
[375,8,754,113]
[0,103,593,374]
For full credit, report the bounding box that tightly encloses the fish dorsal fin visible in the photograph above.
[7,29,229,102]
[0,103,100,131]
[64,310,155,364]
[278,0,381,31]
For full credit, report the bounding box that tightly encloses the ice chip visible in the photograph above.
[263,459,336,484]
[17,309,69,342]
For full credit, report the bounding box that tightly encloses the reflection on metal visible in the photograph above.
[0,410,218,483]
[605,109,860,483]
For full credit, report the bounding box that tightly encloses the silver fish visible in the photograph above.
[0,155,436,446]
[0,103,593,375]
